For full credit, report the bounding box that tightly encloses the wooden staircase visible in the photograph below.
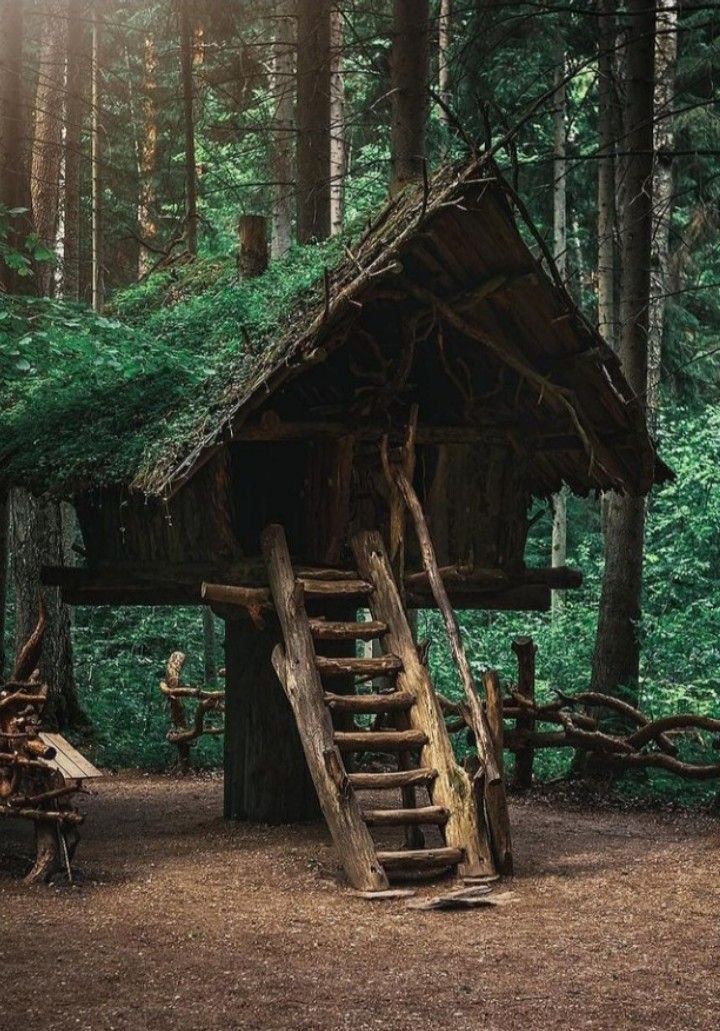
[262,523,495,893]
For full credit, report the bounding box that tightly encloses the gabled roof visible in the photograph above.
[0,154,664,500]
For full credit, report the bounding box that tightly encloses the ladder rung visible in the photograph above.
[309,619,388,641]
[376,847,465,872]
[315,655,402,678]
[349,768,438,790]
[333,729,427,753]
[324,690,415,714]
[362,806,449,827]
[299,578,373,597]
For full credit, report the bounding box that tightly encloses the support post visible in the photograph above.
[223,615,319,823]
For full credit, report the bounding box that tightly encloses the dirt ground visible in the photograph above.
[1,774,719,1031]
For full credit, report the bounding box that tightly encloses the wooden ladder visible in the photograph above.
[262,524,495,893]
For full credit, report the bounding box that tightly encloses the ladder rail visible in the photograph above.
[261,524,388,893]
[352,530,496,879]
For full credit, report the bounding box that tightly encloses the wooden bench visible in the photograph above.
[39,733,103,784]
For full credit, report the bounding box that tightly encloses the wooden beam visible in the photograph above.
[230,416,622,456]
[43,563,567,610]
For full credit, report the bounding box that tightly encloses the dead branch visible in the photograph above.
[11,595,46,681]
[1,597,86,882]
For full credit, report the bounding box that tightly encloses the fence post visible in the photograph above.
[511,636,536,790]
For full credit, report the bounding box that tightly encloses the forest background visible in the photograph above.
[0,0,718,803]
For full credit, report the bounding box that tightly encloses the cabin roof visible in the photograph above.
[0,155,665,500]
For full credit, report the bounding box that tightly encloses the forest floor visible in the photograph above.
[1,773,719,1031]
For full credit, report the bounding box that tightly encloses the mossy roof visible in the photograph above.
[0,156,662,500]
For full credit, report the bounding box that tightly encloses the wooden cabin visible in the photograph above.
[2,157,665,846]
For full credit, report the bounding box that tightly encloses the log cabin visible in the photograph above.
[0,157,668,886]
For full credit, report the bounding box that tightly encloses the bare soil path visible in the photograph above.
[1,773,718,1031]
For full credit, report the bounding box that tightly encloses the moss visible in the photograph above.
[0,237,343,495]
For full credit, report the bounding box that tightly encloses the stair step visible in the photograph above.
[376,847,465,872]
[315,655,402,678]
[299,577,373,597]
[309,619,388,641]
[324,690,415,714]
[334,729,428,753]
[362,806,449,827]
[349,768,438,790]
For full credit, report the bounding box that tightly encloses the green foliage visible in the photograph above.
[70,605,223,770]
[0,238,343,493]
[0,205,54,279]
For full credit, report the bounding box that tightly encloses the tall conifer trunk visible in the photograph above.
[91,3,104,310]
[590,0,656,705]
[647,0,678,434]
[329,6,345,236]
[438,0,452,121]
[270,0,295,258]
[297,0,331,242]
[11,492,84,729]
[597,0,619,348]
[31,0,68,298]
[179,0,198,255]
[0,0,32,294]
[551,52,568,618]
[138,32,158,275]
[390,0,430,196]
[63,0,85,301]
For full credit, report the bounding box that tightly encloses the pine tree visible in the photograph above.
[390,0,430,196]
[591,0,657,706]
[297,0,331,242]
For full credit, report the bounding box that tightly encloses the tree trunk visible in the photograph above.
[91,3,104,310]
[63,0,85,302]
[329,5,345,236]
[597,0,618,349]
[0,489,8,678]
[179,0,198,255]
[237,215,268,279]
[550,53,568,618]
[138,32,158,276]
[0,0,32,294]
[390,0,429,196]
[202,608,217,685]
[223,617,319,823]
[297,0,331,242]
[10,491,84,730]
[590,0,656,706]
[270,0,295,259]
[647,0,678,435]
[438,0,452,122]
[31,0,68,298]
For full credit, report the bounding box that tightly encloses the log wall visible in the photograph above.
[74,433,532,574]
